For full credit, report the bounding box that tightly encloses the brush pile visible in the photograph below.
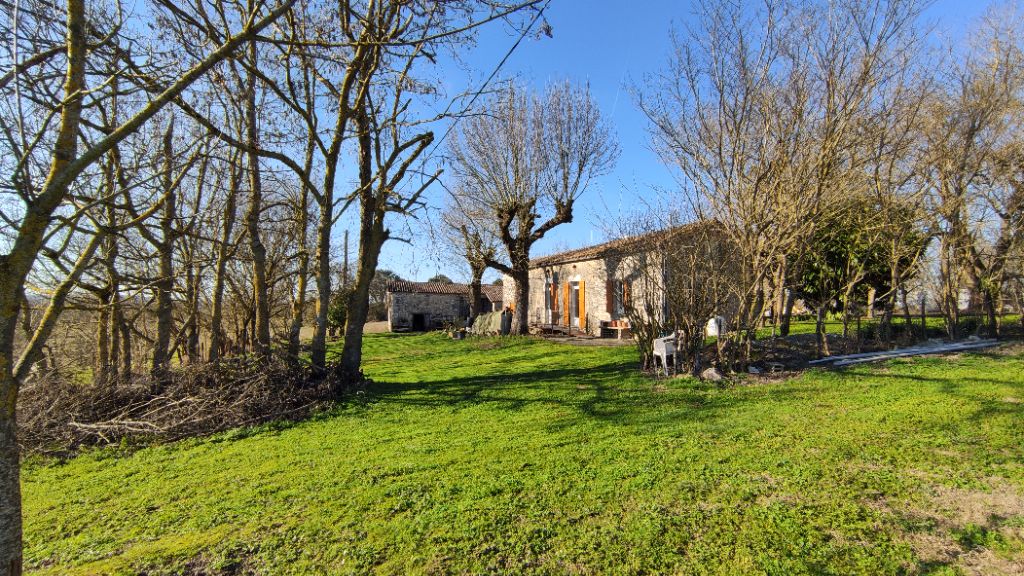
[18,357,352,453]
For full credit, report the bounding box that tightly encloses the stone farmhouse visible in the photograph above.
[386,281,503,332]
[501,221,722,337]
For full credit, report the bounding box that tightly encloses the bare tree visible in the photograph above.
[336,100,438,380]
[442,203,498,323]
[920,7,1024,338]
[449,81,619,334]
[209,151,243,362]
[640,0,925,368]
[609,217,738,374]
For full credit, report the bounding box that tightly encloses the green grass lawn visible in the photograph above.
[22,334,1024,575]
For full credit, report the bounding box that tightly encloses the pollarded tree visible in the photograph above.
[449,81,619,334]
[441,204,498,323]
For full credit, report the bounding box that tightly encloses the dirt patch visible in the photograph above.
[987,342,1024,357]
[906,532,961,565]
[739,371,803,386]
[182,548,261,576]
[929,480,1024,528]
[877,477,1024,574]
[958,548,1024,576]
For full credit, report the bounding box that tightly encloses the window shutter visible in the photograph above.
[606,278,614,313]
[579,281,586,330]
[624,280,632,310]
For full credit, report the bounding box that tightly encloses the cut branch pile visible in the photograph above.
[17,358,352,454]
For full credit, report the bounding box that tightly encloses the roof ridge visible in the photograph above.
[529,221,711,268]
[386,280,503,297]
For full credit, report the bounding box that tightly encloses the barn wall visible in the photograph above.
[387,292,468,331]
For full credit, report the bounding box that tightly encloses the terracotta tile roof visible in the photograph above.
[386,280,503,301]
[529,221,714,268]
[480,285,503,302]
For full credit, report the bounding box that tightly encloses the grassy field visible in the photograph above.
[22,334,1024,575]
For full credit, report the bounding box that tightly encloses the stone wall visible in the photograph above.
[502,254,664,336]
[387,292,469,331]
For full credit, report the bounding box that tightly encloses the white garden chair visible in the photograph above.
[653,335,677,375]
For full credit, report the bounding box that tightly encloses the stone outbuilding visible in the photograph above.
[386,281,503,332]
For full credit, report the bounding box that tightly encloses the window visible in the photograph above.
[613,279,632,316]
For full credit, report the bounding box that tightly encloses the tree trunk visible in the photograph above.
[841,289,852,340]
[310,192,333,370]
[120,318,132,376]
[152,249,174,375]
[287,142,314,361]
[815,305,830,358]
[105,230,121,383]
[900,288,912,335]
[880,294,895,346]
[779,289,794,337]
[184,259,200,364]
[772,256,787,335]
[109,291,121,383]
[287,253,309,361]
[939,239,959,340]
[338,110,385,382]
[338,226,384,382]
[468,264,485,325]
[244,46,271,359]
[209,162,239,363]
[94,289,111,386]
[0,398,21,576]
[983,288,1000,339]
[510,268,530,335]
[95,157,120,384]
[919,294,928,340]
[152,120,177,377]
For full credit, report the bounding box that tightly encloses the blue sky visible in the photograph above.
[371,0,990,283]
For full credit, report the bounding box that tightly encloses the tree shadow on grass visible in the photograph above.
[836,365,1024,421]
[354,359,811,435]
